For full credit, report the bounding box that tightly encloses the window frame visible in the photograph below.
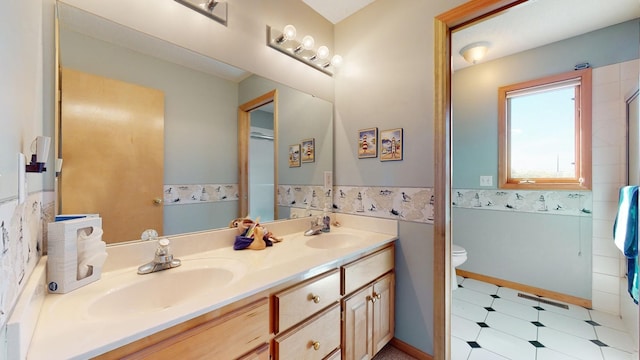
[498,68,592,190]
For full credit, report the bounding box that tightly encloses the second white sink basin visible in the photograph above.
[305,233,362,249]
[87,258,246,319]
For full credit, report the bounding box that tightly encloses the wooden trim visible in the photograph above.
[436,0,527,29]
[497,68,593,190]
[238,90,278,218]
[433,2,527,360]
[389,338,433,360]
[432,16,451,360]
[54,8,61,219]
[457,269,592,308]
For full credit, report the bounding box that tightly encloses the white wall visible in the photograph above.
[591,60,639,344]
[0,0,55,357]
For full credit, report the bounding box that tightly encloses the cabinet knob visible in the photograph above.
[367,295,376,303]
[312,341,320,350]
[310,294,320,303]
[153,198,163,205]
[373,292,381,300]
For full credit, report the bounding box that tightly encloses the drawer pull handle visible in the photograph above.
[310,294,320,303]
[312,341,320,350]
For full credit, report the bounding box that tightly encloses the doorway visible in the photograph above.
[238,90,278,220]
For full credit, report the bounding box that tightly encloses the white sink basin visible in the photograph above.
[305,233,362,249]
[87,258,246,319]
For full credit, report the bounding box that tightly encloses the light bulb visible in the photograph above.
[301,35,315,50]
[316,46,329,60]
[330,54,343,67]
[283,25,297,41]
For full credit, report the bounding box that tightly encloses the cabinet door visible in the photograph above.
[372,273,395,354]
[342,285,373,360]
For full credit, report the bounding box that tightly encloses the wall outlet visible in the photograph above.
[480,175,493,187]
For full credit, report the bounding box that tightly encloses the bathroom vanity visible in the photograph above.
[20,215,397,360]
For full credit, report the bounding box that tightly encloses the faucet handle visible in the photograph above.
[155,238,172,257]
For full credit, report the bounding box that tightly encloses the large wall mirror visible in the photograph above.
[55,2,333,244]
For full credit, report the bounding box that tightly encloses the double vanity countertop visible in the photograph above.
[21,215,397,360]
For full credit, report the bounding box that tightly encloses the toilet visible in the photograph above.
[451,244,468,290]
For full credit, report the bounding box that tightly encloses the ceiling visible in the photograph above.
[305,0,640,70]
[302,0,376,24]
[61,1,639,82]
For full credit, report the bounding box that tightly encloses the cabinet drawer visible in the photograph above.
[324,348,341,360]
[122,298,269,360]
[342,245,394,295]
[274,303,341,360]
[274,268,340,333]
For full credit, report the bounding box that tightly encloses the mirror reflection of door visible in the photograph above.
[238,90,278,220]
[60,67,164,243]
[249,105,275,221]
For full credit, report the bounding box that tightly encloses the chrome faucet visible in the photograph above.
[137,238,182,274]
[304,216,323,236]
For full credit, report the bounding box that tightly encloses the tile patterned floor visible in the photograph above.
[452,277,639,360]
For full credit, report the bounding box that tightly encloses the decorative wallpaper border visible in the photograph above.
[0,191,54,328]
[279,184,435,224]
[452,189,592,217]
[163,184,239,205]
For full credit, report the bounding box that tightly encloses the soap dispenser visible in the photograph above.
[322,205,331,233]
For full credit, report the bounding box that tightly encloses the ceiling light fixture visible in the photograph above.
[174,0,228,26]
[460,41,490,64]
[267,25,342,76]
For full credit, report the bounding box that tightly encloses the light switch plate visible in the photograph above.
[324,171,333,193]
[480,175,493,187]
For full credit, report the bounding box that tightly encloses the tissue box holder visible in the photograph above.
[47,217,104,294]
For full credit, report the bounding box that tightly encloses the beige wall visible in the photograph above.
[333,0,467,354]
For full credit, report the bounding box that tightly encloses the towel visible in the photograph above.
[613,186,639,304]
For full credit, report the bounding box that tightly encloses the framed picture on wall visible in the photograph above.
[380,128,403,161]
[288,144,301,167]
[358,127,378,158]
[301,138,315,163]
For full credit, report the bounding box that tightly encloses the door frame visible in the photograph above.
[238,90,279,219]
[433,1,527,359]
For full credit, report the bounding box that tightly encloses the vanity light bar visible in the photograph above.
[267,25,341,76]
[174,0,228,26]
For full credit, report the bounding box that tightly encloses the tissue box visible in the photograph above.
[47,217,104,294]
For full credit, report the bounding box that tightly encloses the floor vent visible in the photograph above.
[517,293,569,309]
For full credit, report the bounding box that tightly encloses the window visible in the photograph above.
[498,68,592,190]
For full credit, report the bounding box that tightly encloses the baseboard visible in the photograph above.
[457,269,592,308]
[389,338,433,360]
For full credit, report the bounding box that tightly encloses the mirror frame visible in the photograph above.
[434,1,527,359]
[238,90,279,219]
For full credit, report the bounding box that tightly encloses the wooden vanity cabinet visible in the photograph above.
[95,243,395,360]
[273,268,341,334]
[237,343,270,360]
[273,303,341,359]
[95,298,269,360]
[341,246,395,360]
